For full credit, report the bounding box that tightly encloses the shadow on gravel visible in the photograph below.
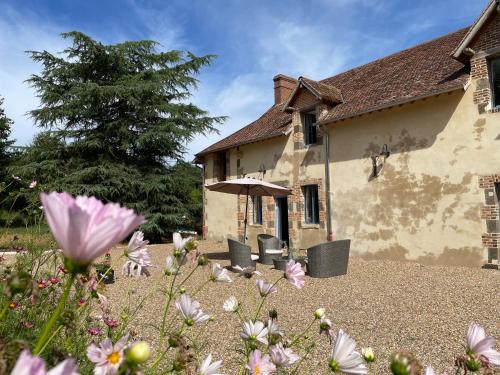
[206,251,230,260]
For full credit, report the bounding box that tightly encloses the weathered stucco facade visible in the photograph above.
[197,2,500,267]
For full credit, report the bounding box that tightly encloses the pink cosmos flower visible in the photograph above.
[78,298,86,307]
[23,321,34,329]
[269,343,300,368]
[12,175,21,181]
[466,322,500,367]
[40,192,145,266]
[11,349,79,375]
[256,280,277,297]
[284,260,305,289]
[29,180,37,189]
[267,319,284,338]
[199,354,224,375]
[329,329,367,374]
[246,350,276,375]
[122,231,153,277]
[87,335,128,375]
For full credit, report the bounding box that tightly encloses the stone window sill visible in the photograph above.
[302,223,320,229]
[249,224,263,227]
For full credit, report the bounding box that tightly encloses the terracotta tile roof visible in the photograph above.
[197,27,470,157]
[196,104,291,156]
[319,27,470,124]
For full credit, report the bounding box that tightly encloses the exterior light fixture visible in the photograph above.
[371,144,390,178]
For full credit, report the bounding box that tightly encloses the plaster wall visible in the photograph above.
[328,88,498,266]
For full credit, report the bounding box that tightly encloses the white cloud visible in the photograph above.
[0,5,65,146]
[257,20,350,80]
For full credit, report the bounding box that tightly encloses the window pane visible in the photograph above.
[492,58,500,107]
[303,113,317,145]
[304,185,319,224]
[253,196,262,224]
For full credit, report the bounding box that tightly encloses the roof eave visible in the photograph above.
[452,0,499,60]
[319,84,466,127]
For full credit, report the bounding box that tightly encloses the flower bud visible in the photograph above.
[390,352,421,375]
[362,347,375,363]
[179,287,186,294]
[466,356,481,372]
[168,337,179,348]
[269,309,278,320]
[329,359,340,372]
[314,308,325,319]
[126,342,151,365]
[197,256,207,266]
[185,240,197,252]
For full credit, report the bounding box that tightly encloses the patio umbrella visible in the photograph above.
[205,177,293,243]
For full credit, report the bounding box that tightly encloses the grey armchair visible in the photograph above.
[228,238,259,269]
[257,234,283,264]
[306,240,351,278]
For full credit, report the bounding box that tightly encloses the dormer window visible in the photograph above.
[302,112,317,145]
[491,57,500,108]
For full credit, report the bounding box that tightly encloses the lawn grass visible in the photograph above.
[0,225,55,250]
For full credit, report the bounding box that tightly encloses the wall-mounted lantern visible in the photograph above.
[371,144,390,178]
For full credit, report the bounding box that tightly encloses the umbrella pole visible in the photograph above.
[244,186,249,243]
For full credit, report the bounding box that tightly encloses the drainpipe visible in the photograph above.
[321,124,333,241]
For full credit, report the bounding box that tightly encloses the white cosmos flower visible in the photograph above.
[122,231,153,277]
[211,263,232,283]
[233,265,262,278]
[175,294,209,326]
[329,329,368,374]
[256,280,277,297]
[466,322,500,367]
[269,343,300,368]
[174,232,192,251]
[223,296,239,312]
[267,319,283,337]
[199,354,224,375]
[165,256,179,275]
[240,320,268,346]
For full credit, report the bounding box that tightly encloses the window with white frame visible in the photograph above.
[491,57,500,108]
[302,112,317,145]
[252,196,262,225]
[303,185,319,224]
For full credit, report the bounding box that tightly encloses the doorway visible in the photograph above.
[275,196,289,246]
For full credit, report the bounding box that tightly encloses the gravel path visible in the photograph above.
[104,241,499,374]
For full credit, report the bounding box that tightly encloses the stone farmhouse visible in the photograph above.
[195,1,500,267]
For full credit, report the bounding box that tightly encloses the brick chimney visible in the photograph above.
[273,74,297,104]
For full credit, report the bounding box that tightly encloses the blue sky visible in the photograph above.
[0,0,488,160]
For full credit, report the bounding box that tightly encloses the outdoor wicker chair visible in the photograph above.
[227,238,259,269]
[306,240,351,278]
[257,234,283,264]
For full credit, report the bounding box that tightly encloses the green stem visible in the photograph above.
[37,325,63,355]
[177,264,199,290]
[290,343,314,375]
[33,273,75,354]
[152,254,187,371]
[253,277,282,321]
[289,318,316,347]
[0,301,10,321]
[191,279,211,297]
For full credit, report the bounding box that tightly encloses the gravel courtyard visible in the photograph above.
[105,240,499,374]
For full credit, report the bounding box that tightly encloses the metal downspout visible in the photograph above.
[322,125,333,241]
